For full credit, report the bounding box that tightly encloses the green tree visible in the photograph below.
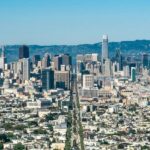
[64,128,71,150]
[48,125,53,131]
[141,145,150,150]
[14,143,25,150]
[3,123,13,130]
[28,121,38,127]
[118,143,124,149]
[33,128,47,134]
[64,112,72,150]
[128,128,136,135]
[67,112,72,128]
[0,134,10,143]
[14,125,27,130]
[46,113,58,121]
[7,132,15,139]
[0,143,3,150]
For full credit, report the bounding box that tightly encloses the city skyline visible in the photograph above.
[1,1,150,150]
[0,39,150,149]
[0,0,150,45]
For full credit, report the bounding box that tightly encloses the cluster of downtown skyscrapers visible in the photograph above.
[0,35,149,92]
[0,45,72,93]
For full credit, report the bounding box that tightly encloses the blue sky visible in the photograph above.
[0,0,150,45]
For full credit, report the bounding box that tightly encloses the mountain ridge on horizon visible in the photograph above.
[2,39,150,63]
[4,39,150,47]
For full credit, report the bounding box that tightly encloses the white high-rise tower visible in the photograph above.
[22,58,30,82]
[102,35,109,63]
[0,46,6,70]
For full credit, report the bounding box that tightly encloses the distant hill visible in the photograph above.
[4,40,150,63]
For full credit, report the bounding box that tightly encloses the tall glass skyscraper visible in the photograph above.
[102,35,109,63]
[42,68,54,90]
[115,49,123,71]
[131,67,136,82]
[142,53,149,69]
[19,45,29,59]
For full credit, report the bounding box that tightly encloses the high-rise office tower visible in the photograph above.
[102,35,109,64]
[76,60,85,73]
[119,55,123,71]
[42,53,51,68]
[91,53,98,62]
[22,58,30,82]
[112,61,119,74]
[142,53,149,69]
[16,60,23,80]
[62,54,72,66]
[0,46,6,70]
[53,55,62,70]
[76,54,84,62]
[42,68,54,91]
[129,63,136,76]
[53,54,72,71]
[19,45,29,59]
[115,49,123,71]
[11,62,18,78]
[54,70,70,90]
[131,67,136,82]
[104,59,112,77]
[32,55,41,66]
[123,65,130,77]
[82,74,94,89]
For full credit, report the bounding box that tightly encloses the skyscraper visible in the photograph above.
[0,46,6,70]
[22,58,30,82]
[102,35,109,63]
[32,55,41,66]
[129,63,136,76]
[112,61,119,74]
[104,59,112,77]
[54,70,70,90]
[53,54,72,71]
[53,55,62,70]
[115,48,123,71]
[76,60,85,73]
[62,54,72,66]
[42,53,51,68]
[42,68,54,91]
[142,53,149,69]
[82,74,94,89]
[123,65,130,77]
[131,67,136,82]
[19,45,29,59]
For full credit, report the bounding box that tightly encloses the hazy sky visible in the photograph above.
[0,0,150,45]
